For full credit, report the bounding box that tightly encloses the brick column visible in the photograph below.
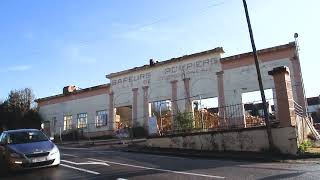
[142,86,149,131]
[268,66,296,127]
[108,91,115,131]
[216,71,226,126]
[183,78,192,113]
[171,80,178,130]
[132,88,139,127]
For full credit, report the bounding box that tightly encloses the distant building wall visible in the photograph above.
[36,85,110,137]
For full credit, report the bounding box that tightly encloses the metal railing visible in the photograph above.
[294,101,305,117]
[152,101,278,136]
[42,97,285,140]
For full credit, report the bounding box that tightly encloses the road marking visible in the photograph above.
[60,164,100,175]
[61,153,78,157]
[61,159,110,166]
[59,147,89,150]
[88,158,225,179]
[59,147,116,153]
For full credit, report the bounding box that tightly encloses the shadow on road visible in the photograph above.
[258,172,305,180]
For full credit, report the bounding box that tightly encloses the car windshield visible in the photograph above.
[7,130,48,144]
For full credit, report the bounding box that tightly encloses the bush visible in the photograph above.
[298,140,313,154]
[174,112,194,130]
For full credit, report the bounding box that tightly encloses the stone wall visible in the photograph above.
[146,127,298,155]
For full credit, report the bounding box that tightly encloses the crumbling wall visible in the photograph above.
[146,127,298,155]
[296,116,320,143]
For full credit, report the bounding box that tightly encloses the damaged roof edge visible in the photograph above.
[106,47,224,79]
[106,41,295,79]
[220,41,296,62]
[35,83,110,103]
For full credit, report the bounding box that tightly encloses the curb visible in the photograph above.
[121,148,283,162]
[121,146,320,163]
[57,139,147,148]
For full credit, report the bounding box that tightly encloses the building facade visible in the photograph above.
[36,84,110,137]
[36,41,306,137]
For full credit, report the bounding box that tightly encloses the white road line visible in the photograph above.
[88,158,225,179]
[59,147,116,153]
[60,164,100,175]
[61,159,110,166]
[61,153,78,157]
[59,147,89,150]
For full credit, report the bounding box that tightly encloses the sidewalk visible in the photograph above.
[56,138,146,148]
[122,144,320,163]
[56,138,320,163]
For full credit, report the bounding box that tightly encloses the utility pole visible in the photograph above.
[242,0,274,150]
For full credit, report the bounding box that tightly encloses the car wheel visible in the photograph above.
[1,157,10,174]
[52,163,60,168]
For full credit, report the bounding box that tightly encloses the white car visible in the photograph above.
[0,129,60,171]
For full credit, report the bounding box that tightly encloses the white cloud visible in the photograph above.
[117,25,185,42]
[61,43,97,64]
[139,26,153,32]
[1,65,32,72]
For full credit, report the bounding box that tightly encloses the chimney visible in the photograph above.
[63,85,77,95]
[149,59,155,66]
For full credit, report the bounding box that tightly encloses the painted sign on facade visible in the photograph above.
[110,55,221,90]
[111,72,151,88]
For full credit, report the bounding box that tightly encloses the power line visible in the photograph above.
[127,0,226,32]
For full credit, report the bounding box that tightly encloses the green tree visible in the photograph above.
[0,88,42,131]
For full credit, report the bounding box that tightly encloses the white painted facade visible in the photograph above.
[37,42,306,137]
[107,43,303,128]
[38,93,109,137]
[109,53,222,126]
[223,58,294,104]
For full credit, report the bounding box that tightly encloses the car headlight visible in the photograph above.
[49,145,59,156]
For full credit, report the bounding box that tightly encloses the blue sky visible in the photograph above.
[0,0,319,101]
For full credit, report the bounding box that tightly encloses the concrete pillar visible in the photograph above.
[183,78,192,113]
[142,86,149,131]
[108,91,115,131]
[171,80,178,130]
[268,66,296,127]
[216,71,226,126]
[132,88,139,127]
[290,56,307,115]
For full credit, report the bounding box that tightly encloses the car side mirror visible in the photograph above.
[49,137,54,141]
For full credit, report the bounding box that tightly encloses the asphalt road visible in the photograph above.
[1,146,320,180]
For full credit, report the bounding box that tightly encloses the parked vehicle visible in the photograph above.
[0,129,60,171]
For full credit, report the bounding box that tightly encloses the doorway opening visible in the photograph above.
[192,97,219,129]
[241,89,275,127]
[115,106,132,129]
[149,100,172,134]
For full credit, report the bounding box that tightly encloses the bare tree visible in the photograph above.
[7,88,35,114]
